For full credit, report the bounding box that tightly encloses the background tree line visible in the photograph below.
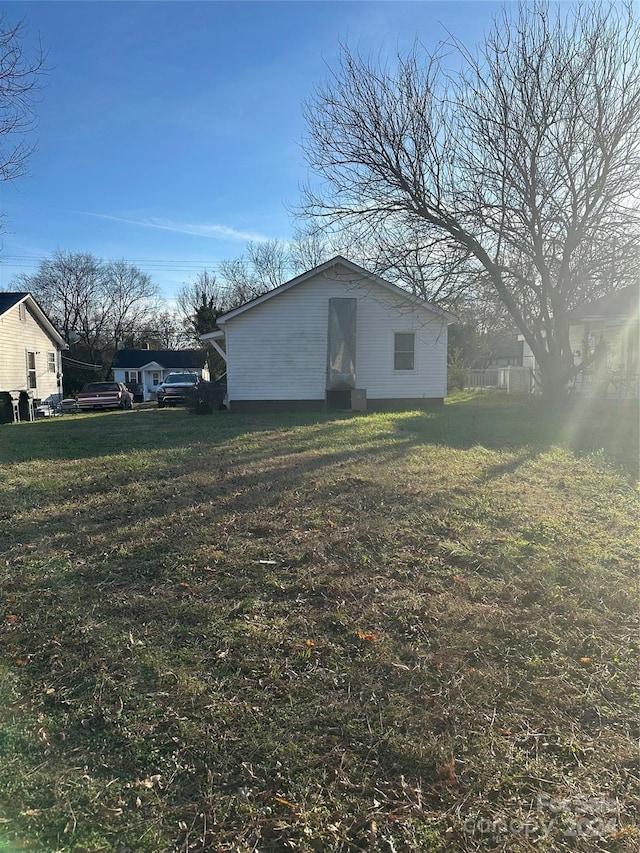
[10,232,330,393]
[12,234,526,395]
[2,2,638,400]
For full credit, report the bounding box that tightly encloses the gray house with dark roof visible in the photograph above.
[111,348,209,402]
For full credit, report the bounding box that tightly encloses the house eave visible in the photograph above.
[200,329,226,341]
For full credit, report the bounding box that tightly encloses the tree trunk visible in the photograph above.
[537,359,572,405]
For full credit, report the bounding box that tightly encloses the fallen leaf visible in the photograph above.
[579,656,592,664]
[609,828,632,839]
[5,614,20,624]
[436,759,457,786]
[357,631,378,642]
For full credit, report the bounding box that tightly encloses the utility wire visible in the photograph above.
[0,255,302,274]
[61,355,103,370]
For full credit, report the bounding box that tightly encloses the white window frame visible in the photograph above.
[47,352,56,373]
[393,332,416,372]
[18,302,27,322]
[26,351,37,389]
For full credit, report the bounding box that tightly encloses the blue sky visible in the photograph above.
[0,1,503,301]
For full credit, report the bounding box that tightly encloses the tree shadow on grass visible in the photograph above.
[396,396,638,480]
[0,395,636,493]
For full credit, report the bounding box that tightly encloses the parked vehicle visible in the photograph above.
[76,382,134,410]
[156,373,200,407]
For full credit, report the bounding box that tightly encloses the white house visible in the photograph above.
[0,292,67,420]
[111,348,210,402]
[566,284,639,399]
[521,283,639,399]
[201,256,456,412]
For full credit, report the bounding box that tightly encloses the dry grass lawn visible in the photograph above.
[0,393,638,852]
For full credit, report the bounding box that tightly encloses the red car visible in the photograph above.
[76,382,134,411]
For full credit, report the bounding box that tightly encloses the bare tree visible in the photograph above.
[302,1,640,400]
[218,239,293,302]
[289,225,334,272]
[176,269,231,343]
[0,14,45,189]
[16,251,103,346]
[134,310,185,350]
[246,239,290,289]
[216,234,336,306]
[15,252,162,385]
[217,257,263,305]
[102,259,161,350]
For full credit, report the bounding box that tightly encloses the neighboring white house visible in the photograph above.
[521,283,639,399]
[111,348,210,402]
[200,256,456,412]
[0,292,67,419]
[566,284,639,399]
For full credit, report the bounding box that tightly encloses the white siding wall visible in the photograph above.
[0,303,62,399]
[225,267,448,402]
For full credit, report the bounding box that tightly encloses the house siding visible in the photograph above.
[0,302,62,400]
[224,265,448,406]
[569,320,639,398]
[522,315,639,399]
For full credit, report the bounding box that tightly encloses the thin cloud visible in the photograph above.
[81,211,268,243]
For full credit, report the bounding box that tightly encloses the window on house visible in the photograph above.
[27,352,37,389]
[125,370,139,383]
[18,303,26,322]
[47,352,56,373]
[394,333,415,370]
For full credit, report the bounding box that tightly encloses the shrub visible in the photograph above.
[185,380,225,415]
[448,348,467,392]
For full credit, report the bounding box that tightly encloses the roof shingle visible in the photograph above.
[111,349,208,370]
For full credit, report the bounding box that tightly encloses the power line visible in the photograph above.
[0,254,302,275]
[61,355,103,370]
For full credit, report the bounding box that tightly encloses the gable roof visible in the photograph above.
[0,292,26,316]
[569,284,639,323]
[111,349,208,370]
[0,292,67,348]
[211,256,457,327]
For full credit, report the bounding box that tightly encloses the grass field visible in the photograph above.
[0,393,638,853]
